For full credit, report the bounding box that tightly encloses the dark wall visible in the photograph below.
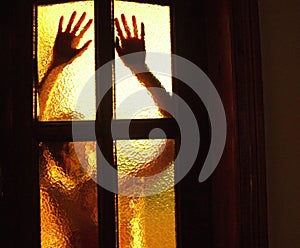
[258,0,300,247]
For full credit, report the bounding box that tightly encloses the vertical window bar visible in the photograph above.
[33,2,42,247]
[168,6,182,248]
[94,0,117,247]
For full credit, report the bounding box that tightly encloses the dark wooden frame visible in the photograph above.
[205,0,268,247]
[1,0,268,247]
[231,0,268,246]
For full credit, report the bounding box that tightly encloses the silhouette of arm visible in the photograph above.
[115,14,174,179]
[38,11,93,118]
[115,14,171,118]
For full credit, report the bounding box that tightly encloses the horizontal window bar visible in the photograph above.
[36,0,94,5]
[35,121,95,141]
[35,118,180,141]
[111,118,179,139]
[36,0,172,7]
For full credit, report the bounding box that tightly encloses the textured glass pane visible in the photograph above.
[37,2,95,121]
[116,139,176,248]
[114,1,172,119]
[39,141,98,248]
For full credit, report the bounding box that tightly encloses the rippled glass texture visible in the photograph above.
[39,141,98,248]
[114,1,172,119]
[116,139,176,248]
[37,2,95,121]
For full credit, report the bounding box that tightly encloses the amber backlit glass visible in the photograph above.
[116,139,176,248]
[39,141,98,248]
[37,1,95,121]
[114,1,172,119]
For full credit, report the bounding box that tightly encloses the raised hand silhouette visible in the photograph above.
[52,11,93,67]
[115,14,146,70]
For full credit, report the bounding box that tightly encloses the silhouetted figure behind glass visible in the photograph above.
[39,12,174,248]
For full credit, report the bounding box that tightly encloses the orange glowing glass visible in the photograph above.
[114,1,172,119]
[36,1,96,121]
[35,1,176,247]
[39,141,98,248]
[116,139,176,248]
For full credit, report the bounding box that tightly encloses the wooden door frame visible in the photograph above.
[206,0,268,247]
